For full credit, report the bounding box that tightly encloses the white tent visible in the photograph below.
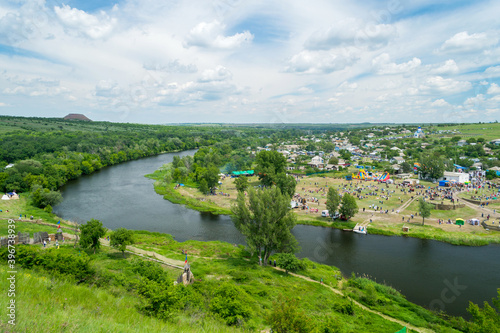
[1,195,9,200]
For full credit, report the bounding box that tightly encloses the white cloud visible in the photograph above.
[305,18,397,50]
[143,60,198,73]
[285,49,359,74]
[184,20,253,49]
[431,99,450,107]
[199,66,232,82]
[372,53,421,74]
[432,59,459,75]
[54,4,117,39]
[487,83,500,95]
[419,76,472,95]
[439,31,498,54]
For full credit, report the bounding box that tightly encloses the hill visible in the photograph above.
[63,113,92,121]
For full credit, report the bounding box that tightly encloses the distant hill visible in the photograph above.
[63,113,92,121]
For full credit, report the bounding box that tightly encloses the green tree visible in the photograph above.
[199,179,209,194]
[418,155,445,181]
[274,172,296,198]
[80,218,107,254]
[326,187,341,216]
[418,198,432,226]
[231,187,298,265]
[267,296,311,333]
[401,161,413,173]
[466,288,500,333]
[328,157,339,165]
[276,253,301,274]
[234,176,248,192]
[29,185,63,208]
[255,151,287,186]
[339,193,358,220]
[203,164,220,190]
[110,228,134,257]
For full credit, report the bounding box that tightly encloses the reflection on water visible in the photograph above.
[54,150,500,318]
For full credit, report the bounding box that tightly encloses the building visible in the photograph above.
[307,156,325,169]
[438,171,470,184]
[391,156,405,164]
[413,127,425,138]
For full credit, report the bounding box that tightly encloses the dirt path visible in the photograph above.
[272,266,434,333]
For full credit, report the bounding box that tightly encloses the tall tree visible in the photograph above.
[234,176,248,193]
[110,228,134,257]
[326,187,341,216]
[255,151,287,186]
[274,172,296,198]
[339,193,358,220]
[231,187,298,266]
[79,218,107,254]
[418,155,445,181]
[418,198,432,226]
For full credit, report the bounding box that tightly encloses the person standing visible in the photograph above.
[43,240,46,248]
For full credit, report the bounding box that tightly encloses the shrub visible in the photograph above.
[267,296,311,333]
[209,282,252,326]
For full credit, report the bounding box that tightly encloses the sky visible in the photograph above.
[0,0,499,124]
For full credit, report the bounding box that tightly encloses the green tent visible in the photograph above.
[456,218,465,226]
[394,327,407,333]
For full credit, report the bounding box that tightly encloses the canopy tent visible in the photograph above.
[231,170,255,176]
[455,218,465,226]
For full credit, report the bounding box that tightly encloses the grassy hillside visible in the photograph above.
[0,223,471,333]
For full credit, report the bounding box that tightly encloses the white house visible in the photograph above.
[391,156,405,164]
[307,156,325,169]
[438,171,470,184]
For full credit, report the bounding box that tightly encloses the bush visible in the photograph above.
[275,253,303,274]
[267,296,311,333]
[29,185,63,208]
[209,282,252,326]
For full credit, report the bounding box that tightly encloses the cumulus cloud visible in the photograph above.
[372,53,421,74]
[439,31,498,54]
[419,76,472,95]
[285,49,359,74]
[432,59,459,75]
[198,66,232,82]
[54,5,117,39]
[487,83,500,95]
[431,99,450,107]
[305,18,397,50]
[184,20,253,49]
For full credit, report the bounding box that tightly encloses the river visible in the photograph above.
[54,150,500,318]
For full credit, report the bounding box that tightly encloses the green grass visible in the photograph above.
[146,170,232,215]
[427,123,500,141]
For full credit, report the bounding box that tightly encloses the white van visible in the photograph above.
[321,210,329,217]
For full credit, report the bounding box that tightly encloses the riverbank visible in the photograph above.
[0,222,470,332]
[147,165,500,246]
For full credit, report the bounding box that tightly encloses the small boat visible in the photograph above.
[353,224,367,234]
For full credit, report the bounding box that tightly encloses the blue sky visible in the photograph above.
[0,0,499,124]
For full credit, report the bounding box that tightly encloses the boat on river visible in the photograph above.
[353,224,367,234]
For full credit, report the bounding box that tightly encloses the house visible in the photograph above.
[438,171,470,184]
[457,140,468,147]
[490,139,500,146]
[325,164,337,171]
[391,156,405,164]
[307,156,325,169]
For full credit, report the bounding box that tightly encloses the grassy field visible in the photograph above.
[427,123,500,141]
[0,197,77,235]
